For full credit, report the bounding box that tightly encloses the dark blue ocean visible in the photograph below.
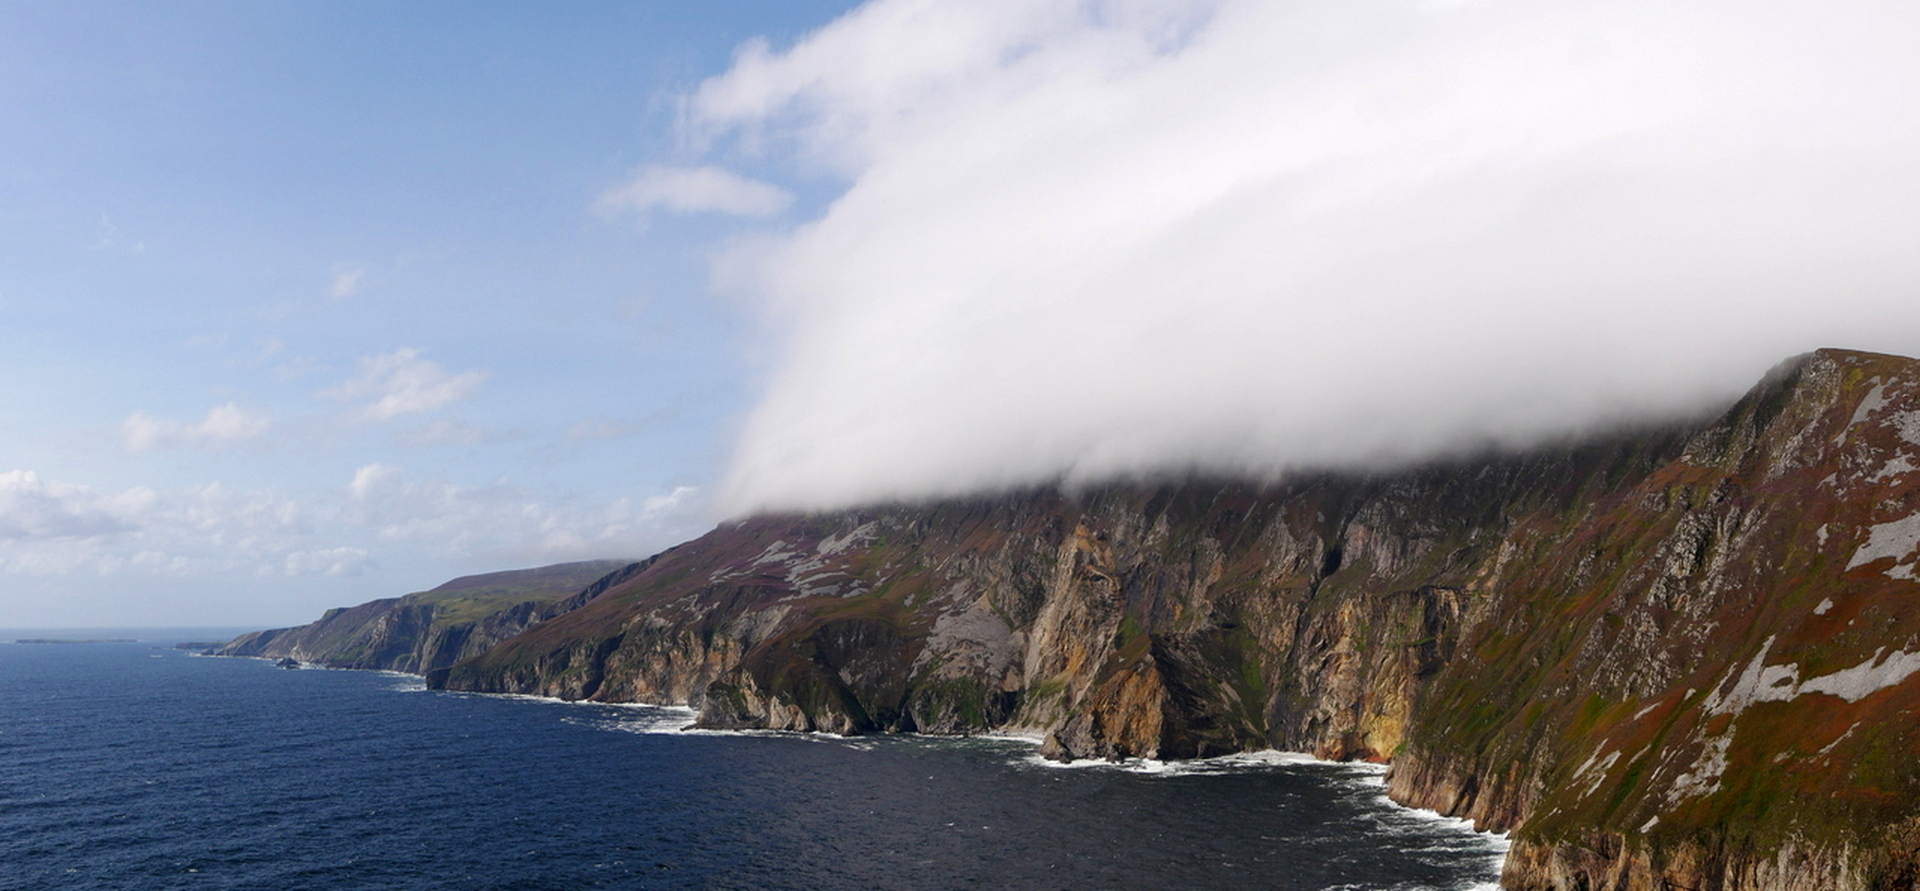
[0,632,1505,890]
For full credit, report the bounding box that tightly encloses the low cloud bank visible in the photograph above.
[696,0,1920,513]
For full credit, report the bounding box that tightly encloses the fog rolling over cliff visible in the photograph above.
[230,348,1920,890]
[699,2,1920,515]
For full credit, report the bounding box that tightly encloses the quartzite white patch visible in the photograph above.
[1709,636,1920,717]
[1801,649,1920,702]
[1849,514,1920,572]
[816,522,877,556]
[1873,455,1919,481]
[1839,380,1892,447]
[1668,733,1731,802]
[1573,750,1620,799]
[1894,410,1920,447]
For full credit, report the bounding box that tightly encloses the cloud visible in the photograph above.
[322,348,487,421]
[0,471,322,577]
[343,463,703,563]
[0,464,695,587]
[0,471,144,541]
[329,262,365,299]
[596,165,795,218]
[123,403,272,452]
[284,546,371,577]
[348,462,402,501]
[691,0,1920,513]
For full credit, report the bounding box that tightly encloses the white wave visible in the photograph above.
[1022,743,1509,881]
[604,707,703,735]
[666,725,854,741]
[1020,746,1326,775]
[379,673,428,693]
[972,729,1047,745]
[1361,788,1512,856]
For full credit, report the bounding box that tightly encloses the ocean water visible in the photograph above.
[0,633,1505,890]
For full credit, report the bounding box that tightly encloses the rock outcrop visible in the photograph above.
[227,348,1920,890]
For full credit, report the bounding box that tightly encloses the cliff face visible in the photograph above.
[1387,348,1920,889]
[436,397,1701,770]
[215,560,636,673]
[235,348,1920,890]
[438,434,1685,759]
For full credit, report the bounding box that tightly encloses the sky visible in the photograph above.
[7,1,1920,627]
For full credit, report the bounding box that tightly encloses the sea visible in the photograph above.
[0,631,1506,890]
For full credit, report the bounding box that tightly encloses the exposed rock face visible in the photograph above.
[232,348,1920,890]
[215,560,636,673]
[1385,349,1920,889]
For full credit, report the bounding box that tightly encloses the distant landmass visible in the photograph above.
[217,348,1920,890]
[214,560,634,674]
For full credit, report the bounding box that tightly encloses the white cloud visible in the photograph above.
[0,471,323,578]
[329,262,365,299]
[284,546,371,577]
[0,464,696,598]
[342,464,703,563]
[349,462,402,501]
[644,486,696,515]
[694,0,1920,513]
[596,165,795,218]
[0,470,144,541]
[123,403,272,452]
[322,348,487,421]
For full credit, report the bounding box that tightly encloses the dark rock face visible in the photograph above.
[229,349,1920,890]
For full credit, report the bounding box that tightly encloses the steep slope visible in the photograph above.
[1389,348,1920,889]
[213,348,1920,888]
[430,348,1920,889]
[216,560,637,673]
[440,411,1697,755]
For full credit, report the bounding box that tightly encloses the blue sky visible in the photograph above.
[8,1,1920,628]
[0,1,858,625]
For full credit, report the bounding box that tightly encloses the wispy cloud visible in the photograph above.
[328,262,365,299]
[123,403,272,452]
[344,463,702,563]
[283,546,370,577]
[322,348,487,421]
[596,165,794,218]
[691,0,1920,513]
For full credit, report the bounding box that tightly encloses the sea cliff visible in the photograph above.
[215,560,635,674]
[225,349,1920,889]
